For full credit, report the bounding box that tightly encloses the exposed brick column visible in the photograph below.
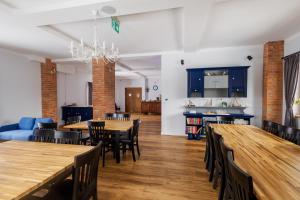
[92,59,115,118]
[41,58,58,122]
[263,41,284,124]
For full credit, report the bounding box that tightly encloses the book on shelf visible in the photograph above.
[186,126,202,134]
[186,118,202,125]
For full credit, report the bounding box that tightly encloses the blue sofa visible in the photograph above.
[0,117,54,141]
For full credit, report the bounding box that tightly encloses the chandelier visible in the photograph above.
[69,9,119,64]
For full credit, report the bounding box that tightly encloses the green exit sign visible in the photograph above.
[111,17,120,34]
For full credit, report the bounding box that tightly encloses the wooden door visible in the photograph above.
[125,87,142,113]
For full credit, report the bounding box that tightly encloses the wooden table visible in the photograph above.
[63,119,133,131]
[211,124,300,200]
[64,119,134,163]
[0,140,92,200]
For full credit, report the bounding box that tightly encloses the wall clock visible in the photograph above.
[153,85,158,91]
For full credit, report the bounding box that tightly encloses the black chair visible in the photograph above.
[119,119,141,161]
[46,142,102,200]
[227,151,256,200]
[206,126,216,182]
[278,126,298,144]
[88,121,112,167]
[33,129,55,143]
[105,113,114,120]
[211,130,224,198]
[218,116,234,124]
[220,138,234,200]
[262,120,278,134]
[117,113,131,121]
[38,122,57,130]
[55,131,80,145]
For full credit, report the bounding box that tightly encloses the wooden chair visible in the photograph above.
[105,113,114,120]
[211,130,224,197]
[55,131,80,145]
[262,120,277,134]
[206,126,216,182]
[217,116,234,124]
[220,138,234,200]
[227,151,256,200]
[38,122,57,130]
[279,126,298,144]
[204,125,210,166]
[88,121,112,167]
[117,113,131,121]
[33,129,55,143]
[119,119,141,161]
[46,142,102,200]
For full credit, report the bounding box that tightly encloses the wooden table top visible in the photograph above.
[211,124,300,200]
[63,119,133,132]
[0,141,92,200]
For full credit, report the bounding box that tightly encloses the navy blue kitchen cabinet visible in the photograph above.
[187,66,249,98]
[228,67,248,97]
[187,69,204,97]
[62,106,93,123]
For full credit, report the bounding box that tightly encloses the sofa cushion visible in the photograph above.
[19,117,36,130]
[0,130,33,141]
[33,118,54,129]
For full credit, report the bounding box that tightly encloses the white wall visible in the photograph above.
[0,49,41,124]
[57,64,92,123]
[148,77,161,100]
[161,45,264,135]
[115,78,146,112]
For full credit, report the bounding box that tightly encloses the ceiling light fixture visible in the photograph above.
[69,9,119,64]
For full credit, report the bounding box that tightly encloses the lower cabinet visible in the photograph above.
[141,101,161,114]
[61,106,93,123]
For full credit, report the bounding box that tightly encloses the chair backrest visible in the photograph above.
[262,120,279,134]
[105,113,114,120]
[220,138,234,188]
[38,122,57,130]
[218,116,234,124]
[227,151,256,200]
[211,130,223,167]
[33,129,55,143]
[66,116,81,125]
[279,126,298,144]
[88,121,105,146]
[55,131,80,145]
[206,126,215,162]
[131,119,141,139]
[72,142,102,200]
[117,113,131,121]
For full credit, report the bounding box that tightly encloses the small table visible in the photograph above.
[0,140,92,200]
[64,119,133,163]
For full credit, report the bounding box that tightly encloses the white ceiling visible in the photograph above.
[1,0,300,78]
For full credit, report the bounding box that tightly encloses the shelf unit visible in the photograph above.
[185,117,203,140]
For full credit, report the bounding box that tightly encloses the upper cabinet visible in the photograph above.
[187,66,249,98]
[228,68,248,97]
[187,69,204,97]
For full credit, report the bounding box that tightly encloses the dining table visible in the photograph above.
[211,124,300,200]
[63,119,134,163]
[0,140,92,200]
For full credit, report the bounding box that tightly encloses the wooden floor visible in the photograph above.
[98,115,218,200]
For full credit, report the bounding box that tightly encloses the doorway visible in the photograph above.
[125,87,142,113]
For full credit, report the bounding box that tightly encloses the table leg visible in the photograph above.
[115,131,121,163]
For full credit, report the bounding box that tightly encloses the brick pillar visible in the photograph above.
[41,58,58,122]
[263,41,284,124]
[92,59,115,118]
